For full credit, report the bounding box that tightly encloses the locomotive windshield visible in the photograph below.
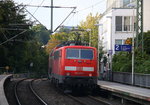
[66,48,93,60]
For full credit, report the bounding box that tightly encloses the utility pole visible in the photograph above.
[22,1,76,33]
[136,0,143,54]
[51,0,53,33]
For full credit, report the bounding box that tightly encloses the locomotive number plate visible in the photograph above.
[76,67,83,71]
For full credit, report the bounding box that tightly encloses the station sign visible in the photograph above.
[115,44,132,52]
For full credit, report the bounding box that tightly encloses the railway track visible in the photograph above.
[5,78,139,105]
[52,81,112,105]
[66,94,112,105]
[14,79,48,105]
[88,95,112,105]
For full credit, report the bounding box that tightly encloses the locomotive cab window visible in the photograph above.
[81,49,93,59]
[66,48,93,60]
[54,51,60,59]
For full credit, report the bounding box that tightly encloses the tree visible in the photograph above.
[0,1,48,77]
[31,24,50,45]
[0,0,31,69]
[79,13,101,48]
[144,31,150,55]
[46,32,69,53]
[0,0,31,42]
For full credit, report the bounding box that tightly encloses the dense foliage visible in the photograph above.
[80,13,101,49]
[112,31,150,74]
[0,0,49,77]
[32,24,50,45]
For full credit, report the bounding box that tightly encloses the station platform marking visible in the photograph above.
[0,75,6,81]
[98,80,150,102]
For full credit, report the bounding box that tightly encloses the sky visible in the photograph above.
[13,0,106,31]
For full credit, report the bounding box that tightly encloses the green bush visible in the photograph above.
[112,31,150,74]
[112,51,150,74]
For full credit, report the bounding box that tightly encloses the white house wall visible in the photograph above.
[99,12,112,52]
[99,8,136,55]
[112,8,136,54]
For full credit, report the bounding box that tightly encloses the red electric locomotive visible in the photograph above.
[48,42,98,89]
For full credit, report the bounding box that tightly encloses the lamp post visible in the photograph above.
[95,24,103,79]
[128,4,136,85]
[106,16,113,81]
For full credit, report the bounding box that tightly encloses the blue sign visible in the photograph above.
[115,45,132,52]
[115,45,122,51]
[122,45,132,51]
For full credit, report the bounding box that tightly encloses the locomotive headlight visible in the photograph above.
[89,73,92,77]
[66,72,70,76]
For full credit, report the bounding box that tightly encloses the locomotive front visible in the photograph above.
[61,46,98,87]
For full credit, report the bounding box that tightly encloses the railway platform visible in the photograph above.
[98,80,150,105]
[0,74,12,105]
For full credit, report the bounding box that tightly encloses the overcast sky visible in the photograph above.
[13,0,106,30]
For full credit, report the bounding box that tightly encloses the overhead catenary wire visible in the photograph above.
[25,0,47,29]
[59,0,106,27]
[17,0,106,32]
[28,0,33,5]
[0,30,27,46]
[64,11,76,26]
[32,0,45,15]
[19,4,77,31]
[76,0,106,13]
[0,2,31,46]
[14,0,106,33]
[17,3,48,30]
[0,28,28,31]
[24,8,46,28]
[16,0,47,30]
[53,7,76,33]
[1,30,8,40]
[23,4,76,9]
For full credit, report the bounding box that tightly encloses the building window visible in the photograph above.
[124,16,131,31]
[115,39,122,45]
[123,0,130,6]
[115,39,125,45]
[123,0,135,7]
[116,16,122,31]
[115,16,135,32]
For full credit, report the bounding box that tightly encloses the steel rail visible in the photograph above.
[66,94,87,105]
[66,94,112,105]
[14,79,48,105]
[53,85,86,105]
[29,79,48,105]
[14,79,27,105]
[88,95,112,105]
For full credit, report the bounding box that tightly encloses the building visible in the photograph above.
[99,0,150,55]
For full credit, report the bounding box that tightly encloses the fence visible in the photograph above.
[112,72,150,88]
